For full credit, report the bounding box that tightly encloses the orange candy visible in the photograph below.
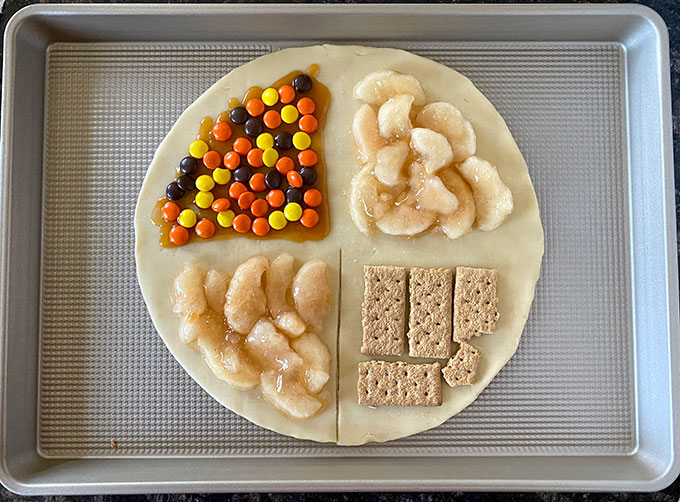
[202,150,222,170]
[247,148,264,168]
[263,110,282,129]
[287,170,303,188]
[300,209,319,228]
[266,189,285,208]
[275,156,295,175]
[211,198,231,212]
[249,172,267,192]
[212,122,232,142]
[278,85,296,104]
[232,214,251,233]
[161,201,180,222]
[238,191,256,210]
[251,198,269,218]
[233,137,252,155]
[252,217,270,236]
[169,224,189,245]
[195,219,216,238]
[229,182,248,200]
[245,98,265,117]
[296,97,316,115]
[298,114,318,134]
[303,188,323,207]
[298,149,318,167]
[224,151,240,170]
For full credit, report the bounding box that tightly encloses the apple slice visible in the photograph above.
[457,156,513,231]
[353,70,426,106]
[416,102,476,163]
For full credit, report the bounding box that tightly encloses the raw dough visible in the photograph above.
[135,45,544,445]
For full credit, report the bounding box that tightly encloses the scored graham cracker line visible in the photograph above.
[357,360,442,407]
[407,268,453,359]
[453,266,499,343]
[361,266,407,356]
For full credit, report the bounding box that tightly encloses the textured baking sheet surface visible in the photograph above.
[40,42,633,457]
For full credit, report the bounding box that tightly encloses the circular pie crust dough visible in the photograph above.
[135,45,544,445]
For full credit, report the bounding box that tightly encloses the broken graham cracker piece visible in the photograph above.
[453,266,499,343]
[442,342,481,387]
[358,361,442,407]
[407,267,453,359]
[361,266,408,356]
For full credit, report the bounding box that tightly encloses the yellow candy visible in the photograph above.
[195,174,215,192]
[292,131,311,150]
[281,105,299,124]
[262,148,279,168]
[261,87,279,107]
[283,202,302,222]
[195,191,214,209]
[217,210,235,228]
[178,209,197,228]
[189,140,209,159]
[268,210,287,230]
[256,133,274,150]
[213,168,231,185]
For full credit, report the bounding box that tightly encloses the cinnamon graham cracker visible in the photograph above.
[442,342,481,387]
[453,266,499,343]
[361,266,407,356]
[407,267,453,358]
[357,360,442,407]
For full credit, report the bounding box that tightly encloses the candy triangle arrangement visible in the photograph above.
[152,67,329,245]
[135,45,544,445]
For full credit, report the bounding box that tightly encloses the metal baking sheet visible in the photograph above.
[0,3,677,494]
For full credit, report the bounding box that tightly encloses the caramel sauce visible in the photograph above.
[198,117,213,142]
[153,68,331,247]
[307,64,320,77]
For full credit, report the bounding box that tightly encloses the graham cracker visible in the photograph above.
[357,360,442,407]
[453,266,499,342]
[361,266,408,356]
[407,267,453,358]
[442,342,481,387]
